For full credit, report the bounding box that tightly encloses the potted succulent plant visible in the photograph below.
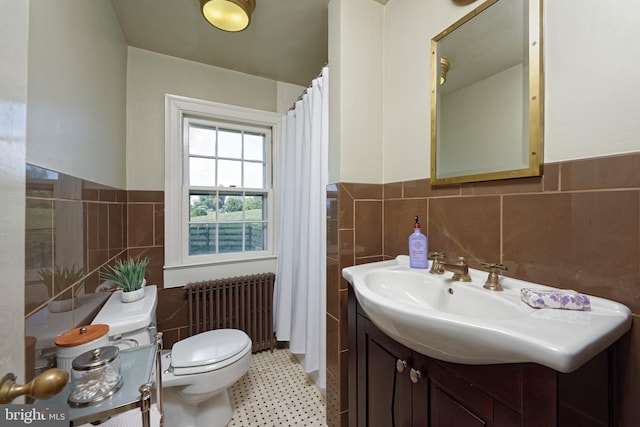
[38,264,85,313]
[101,256,149,303]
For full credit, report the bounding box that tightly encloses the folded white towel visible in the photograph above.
[521,288,591,311]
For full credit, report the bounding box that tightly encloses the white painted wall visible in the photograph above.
[277,81,306,114]
[544,0,640,162]
[0,0,28,385]
[382,0,640,183]
[328,0,342,184]
[27,0,127,189]
[126,48,281,191]
[383,0,479,183]
[438,64,526,178]
[328,0,384,184]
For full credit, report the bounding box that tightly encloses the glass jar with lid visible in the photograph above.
[68,346,123,407]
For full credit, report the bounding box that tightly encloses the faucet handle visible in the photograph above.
[480,262,507,272]
[480,262,507,291]
[428,252,446,274]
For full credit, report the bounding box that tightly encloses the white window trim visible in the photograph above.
[165,94,281,272]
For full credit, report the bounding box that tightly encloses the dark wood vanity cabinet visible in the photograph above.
[348,287,617,427]
[354,313,426,427]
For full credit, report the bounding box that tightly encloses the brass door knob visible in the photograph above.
[0,368,68,403]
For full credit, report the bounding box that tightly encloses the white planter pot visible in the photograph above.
[48,297,75,313]
[120,279,146,303]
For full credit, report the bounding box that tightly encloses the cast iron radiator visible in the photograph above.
[185,273,275,353]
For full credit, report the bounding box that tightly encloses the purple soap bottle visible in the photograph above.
[409,216,428,269]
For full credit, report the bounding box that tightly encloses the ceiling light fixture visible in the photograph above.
[440,57,450,85]
[200,0,256,32]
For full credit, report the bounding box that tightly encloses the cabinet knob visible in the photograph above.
[410,368,423,384]
[396,359,408,373]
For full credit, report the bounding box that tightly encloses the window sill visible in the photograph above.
[163,254,278,288]
[164,253,277,271]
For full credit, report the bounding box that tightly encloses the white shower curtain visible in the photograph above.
[274,66,328,389]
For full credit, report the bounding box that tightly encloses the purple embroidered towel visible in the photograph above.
[521,288,591,311]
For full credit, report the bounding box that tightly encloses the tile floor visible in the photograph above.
[79,348,325,427]
[227,348,327,426]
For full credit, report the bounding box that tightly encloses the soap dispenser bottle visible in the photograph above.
[409,216,428,269]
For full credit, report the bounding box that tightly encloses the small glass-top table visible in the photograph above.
[41,334,163,427]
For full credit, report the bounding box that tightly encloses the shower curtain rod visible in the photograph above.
[287,63,328,112]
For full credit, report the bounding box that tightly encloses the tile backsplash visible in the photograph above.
[327,152,640,427]
[24,165,165,371]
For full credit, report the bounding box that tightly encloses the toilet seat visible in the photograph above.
[170,329,251,376]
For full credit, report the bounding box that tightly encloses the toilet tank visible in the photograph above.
[92,285,158,348]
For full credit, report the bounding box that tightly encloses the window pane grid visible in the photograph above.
[188,190,268,256]
[184,116,271,259]
[187,124,267,190]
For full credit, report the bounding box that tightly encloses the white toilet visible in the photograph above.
[91,285,252,427]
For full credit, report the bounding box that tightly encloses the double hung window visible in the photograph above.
[185,118,271,257]
[165,96,280,269]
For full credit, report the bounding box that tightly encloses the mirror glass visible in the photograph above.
[430,0,543,185]
[25,164,115,367]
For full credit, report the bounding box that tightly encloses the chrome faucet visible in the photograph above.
[441,256,472,282]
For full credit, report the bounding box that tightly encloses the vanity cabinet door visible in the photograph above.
[358,315,414,427]
[429,361,521,427]
[431,386,487,427]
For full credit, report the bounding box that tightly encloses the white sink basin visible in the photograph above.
[343,256,632,372]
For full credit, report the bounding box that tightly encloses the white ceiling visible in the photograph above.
[111,0,331,87]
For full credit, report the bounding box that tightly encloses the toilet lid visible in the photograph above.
[171,329,251,369]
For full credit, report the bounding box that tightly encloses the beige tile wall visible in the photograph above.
[326,153,640,427]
